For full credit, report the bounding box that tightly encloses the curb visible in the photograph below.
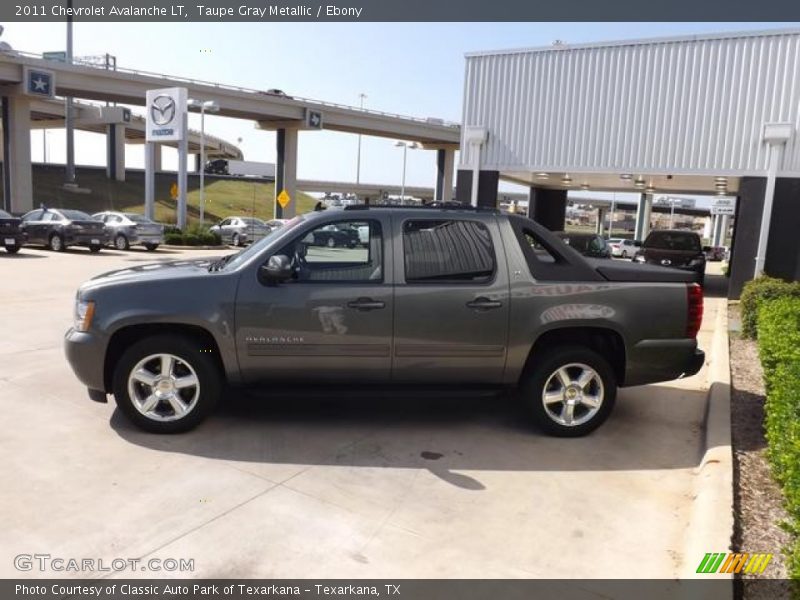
[161,244,230,250]
[679,299,734,584]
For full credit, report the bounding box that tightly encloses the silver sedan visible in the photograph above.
[209,216,271,247]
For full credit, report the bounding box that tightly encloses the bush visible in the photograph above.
[757,297,800,385]
[162,226,221,246]
[757,296,800,580]
[740,276,800,339]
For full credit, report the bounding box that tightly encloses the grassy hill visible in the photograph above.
[24,164,317,226]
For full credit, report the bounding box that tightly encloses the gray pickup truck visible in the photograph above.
[65,206,704,437]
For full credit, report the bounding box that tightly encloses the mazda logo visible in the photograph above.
[150,94,176,126]
[661,259,672,266]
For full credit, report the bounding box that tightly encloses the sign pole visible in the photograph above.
[144,142,155,221]
[177,110,188,230]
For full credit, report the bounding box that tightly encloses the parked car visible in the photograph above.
[703,245,727,262]
[265,219,289,231]
[634,229,706,284]
[307,223,360,248]
[555,232,611,258]
[209,217,271,247]
[20,208,108,252]
[0,208,25,253]
[607,238,639,258]
[93,211,164,251]
[65,206,704,437]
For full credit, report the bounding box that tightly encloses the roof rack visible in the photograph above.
[343,203,500,214]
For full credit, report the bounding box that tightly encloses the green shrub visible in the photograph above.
[758,296,800,580]
[163,225,182,235]
[757,297,800,385]
[740,276,800,339]
[162,226,221,246]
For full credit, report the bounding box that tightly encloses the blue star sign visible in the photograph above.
[27,70,53,97]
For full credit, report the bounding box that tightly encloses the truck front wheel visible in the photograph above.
[112,335,221,433]
[520,345,616,437]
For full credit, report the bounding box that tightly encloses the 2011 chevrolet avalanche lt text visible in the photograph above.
[64,206,705,437]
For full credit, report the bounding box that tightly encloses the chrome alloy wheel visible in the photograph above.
[127,353,200,422]
[541,362,604,427]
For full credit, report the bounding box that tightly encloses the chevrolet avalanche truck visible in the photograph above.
[65,206,705,437]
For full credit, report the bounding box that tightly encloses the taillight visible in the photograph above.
[686,283,704,338]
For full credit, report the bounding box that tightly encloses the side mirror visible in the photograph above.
[260,255,292,283]
[702,245,711,252]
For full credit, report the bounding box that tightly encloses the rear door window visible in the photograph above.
[402,219,495,283]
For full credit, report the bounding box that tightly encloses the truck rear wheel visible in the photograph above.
[520,345,616,437]
[112,335,221,433]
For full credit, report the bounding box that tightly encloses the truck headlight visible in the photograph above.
[74,299,95,332]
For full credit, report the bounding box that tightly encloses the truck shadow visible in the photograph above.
[111,383,708,481]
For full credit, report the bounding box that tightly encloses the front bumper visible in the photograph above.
[64,328,107,392]
[624,338,706,387]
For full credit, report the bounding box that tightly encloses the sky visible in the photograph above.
[4,21,797,203]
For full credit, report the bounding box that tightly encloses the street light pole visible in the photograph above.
[609,193,616,238]
[188,99,219,227]
[356,93,366,184]
[65,0,75,184]
[394,141,419,203]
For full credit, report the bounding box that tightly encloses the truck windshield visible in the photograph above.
[215,215,305,271]
[645,231,700,251]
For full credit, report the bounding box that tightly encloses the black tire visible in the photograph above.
[232,233,241,247]
[112,334,221,434]
[114,234,130,251]
[89,244,102,253]
[621,250,628,258]
[5,245,20,254]
[143,243,159,252]
[326,236,336,248]
[519,344,617,437]
[48,233,65,252]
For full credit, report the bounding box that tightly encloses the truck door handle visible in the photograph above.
[466,297,503,310]
[347,298,386,311]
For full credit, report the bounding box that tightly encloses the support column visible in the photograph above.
[194,153,202,173]
[634,193,653,241]
[275,129,285,218]
[176,111,189,230]
[596,207,607,236]
[283,128,298,219]
[720,214,731,246]
[106,124,125,182]
[1,95,33,213]
[435,148,455,203]
[527,187,567,231]
[453,169,498,208]
[712,215,724,247]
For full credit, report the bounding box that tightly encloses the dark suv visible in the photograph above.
[65,207,704,437]
[633,229,706,284]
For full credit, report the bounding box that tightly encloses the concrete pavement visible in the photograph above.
[0,247,729,579]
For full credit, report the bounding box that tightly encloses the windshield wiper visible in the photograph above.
[207,254,234,272]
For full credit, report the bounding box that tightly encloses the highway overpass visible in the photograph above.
[0,49,460,215]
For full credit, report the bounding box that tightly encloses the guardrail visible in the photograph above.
[7,49,461,129]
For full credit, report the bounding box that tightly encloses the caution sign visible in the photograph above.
[170,182,178,200]
[277,189,291,208]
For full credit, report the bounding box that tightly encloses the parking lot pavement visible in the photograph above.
[0,247,724,579]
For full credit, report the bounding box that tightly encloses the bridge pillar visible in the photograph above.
[1,95,33,213]
[435,148,455,202]
[634,193,653,241]
[596,207,607,236]
[194,153,202,173]
[106,124,125,182]
[455,169,498,208]
[527,187,566,231]
[275,127,298,218]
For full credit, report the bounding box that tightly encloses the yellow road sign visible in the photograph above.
[277,190,291,208]
[170,182,178,200]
